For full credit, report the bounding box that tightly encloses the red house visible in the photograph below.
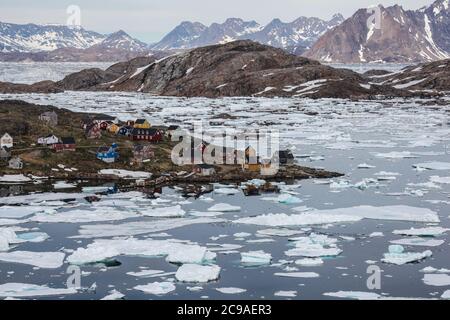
[52,137,76,152]
[131,128,163,143]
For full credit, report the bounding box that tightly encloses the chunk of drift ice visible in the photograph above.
[422,274,450,286]
[31,207,138,224]
[277,194,303,204]
[240,251,272,266]
[214,188,240,195]
[98,169,152,179]
[140,205,186,218]
[0,192,91,205]
[0,251,65,269]
[274,291,297,297]
[323,291,380,300]
[429,176,450,184]
[390,238,444,247]
[382,247,432,265]
[126,270,165,277]
[274,272,319,278]
[16,232,49,243]
[74,217,224,238]
[442,290,450,299]
[392,227,449,237]
[53,181,76,189]
[295,258,323,266]
[101,289,125,300]
[215,287,247,294]
[256,228,302,237]
[67,238,215,265]
[357,163,376,169]
[413,162,450,171]
[235,205,439,226]
[175,264,221,283]
[286,243,342,258]
[0,206,49,219]
[208,203,241,212]
[0,283,77,297]
[0,175,32,183]
[134,282,176,295]
[375,151,416,159]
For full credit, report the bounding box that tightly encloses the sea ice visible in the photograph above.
[393,227,449,237]
[0,283,77,297]
[413,162,450,171]
[140,205,186,217]
[382,247,432,265]
[134,282,176,295]
[295,258,324,266]
[390,238,444,247]
[175,264,221,283]
[98,169,152,179]
[31,207,138,223]
[423,274,450,286]
[215,287,247,294]
[323,291,381,300]
[208,203,241,212]
[240,251,272,265]
[101,289,125,300]
[0,251,65,269]
[274,272,319,278]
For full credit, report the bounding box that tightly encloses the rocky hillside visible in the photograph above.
[150,15,344,55]
[305,0,450,63]
[1,40,432,99]
[368,59,450,91]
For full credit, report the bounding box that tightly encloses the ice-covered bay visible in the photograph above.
[0,92,450,299]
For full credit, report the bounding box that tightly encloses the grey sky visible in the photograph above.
[0,0,434,43]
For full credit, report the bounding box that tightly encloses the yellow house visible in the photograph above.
[134,119,151,129]
[108,123,120,134]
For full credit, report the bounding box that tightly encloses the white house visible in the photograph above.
[0,133,13,148]
[38,135,60,145]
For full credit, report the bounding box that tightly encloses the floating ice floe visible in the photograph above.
[140,205,186,218]
[126,270,165,277]
[208,203,241,212]
[274,272,319,278]
[357,163,376,169]
[73,217,224,238]
[393,227,449,237]
[285,234,342,258]
[375,151,417,159]
[295,258,324,266]
[381,245,432,265]
[413,162,450,171]
[189,211,224,217]
[274,291,297,297]
[101,289,125,300]
[0,175,33,184]
[0,283,77,297]
[67,238,215,265]
[98,169,152,179]
[134,282,176,295]
[31,207,138,224]
[441,290,450,299]
[240,251,272,266]
[323,291,381,300]
[234,232,251,238]
[214,188,240,195]
[390,238,444,247]
[276,194,303,205]
[175,264,221,283]
[0,192,91,205]
[369,232,384,237]
[429,176,450,184]
[0,251,65,269]
[0,206,54,219]
[237,205,439,226]
[256,228,302,237]
[420,266,450,273]
[53,181,77,189]
[423,274,450,286]
[215,287,247,294]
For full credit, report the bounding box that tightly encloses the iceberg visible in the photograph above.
[134,282,176,295]
[256,228,303,237]
[240,251,272,265]
[295,258,324,266]
[390,238,444,247]
[0,283,77,297]
[323,291,380,300]
[101,289,125,300]
[0,251,65,269]
[175,264,221,283]
[413,162,450,170]
[274,290,297,297]
[214,188,240,195]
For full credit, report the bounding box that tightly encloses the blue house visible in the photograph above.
[96,144,119,163]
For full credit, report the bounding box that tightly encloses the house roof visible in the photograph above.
[131,128,159,135]
[135,119,148,124]
[61,137,75,144]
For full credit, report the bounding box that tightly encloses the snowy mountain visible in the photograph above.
[305,0,450,63]
[93,30,148,52]
[150,15,344,54]
[0,21,105,52]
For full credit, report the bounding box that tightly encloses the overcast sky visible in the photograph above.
[0,0,434,43]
